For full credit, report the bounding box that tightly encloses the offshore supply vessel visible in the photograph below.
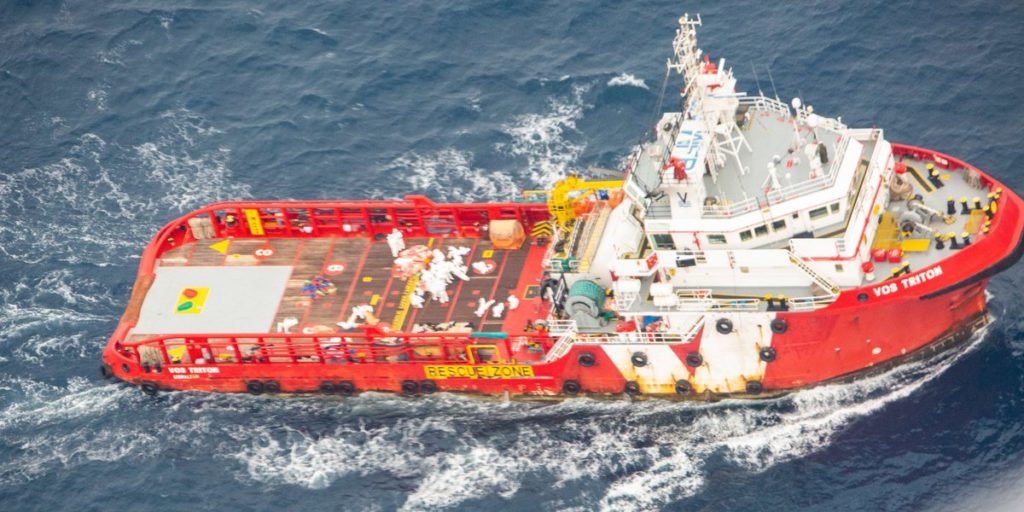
[102,14,1024,398]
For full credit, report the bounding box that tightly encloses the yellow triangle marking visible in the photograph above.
[209,240,230,254]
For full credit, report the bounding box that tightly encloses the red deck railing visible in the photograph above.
[152,195,550,266]
[116,330,555,368]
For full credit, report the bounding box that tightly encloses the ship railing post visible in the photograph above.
[258,336,269,363]
[158,338,171,366]
[313,336,326,364]
[230,337,242,365]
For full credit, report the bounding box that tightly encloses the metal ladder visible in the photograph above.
[787,250,841,295]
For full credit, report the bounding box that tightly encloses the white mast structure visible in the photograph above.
[667,14,751,182]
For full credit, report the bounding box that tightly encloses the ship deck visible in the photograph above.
[125,234,552,343]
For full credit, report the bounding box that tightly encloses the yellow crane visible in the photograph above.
[534,176,623,232]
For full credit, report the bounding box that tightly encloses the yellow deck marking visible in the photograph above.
[362,276,373,283]
[391,273,420,330]
[369,294,380,306]
[482,250,494,258]
[964,210,986,233]
[871,212,900,250]
[243,208,265,236]
[209,240,230,254]
[900,239,931,252]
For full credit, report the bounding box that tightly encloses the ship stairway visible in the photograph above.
[543,320,579,362]
[787,250,841,296]
[575,205,611,273]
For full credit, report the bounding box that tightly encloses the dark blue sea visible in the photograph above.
[2,1,1024,510]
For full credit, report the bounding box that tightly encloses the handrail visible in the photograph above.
[787,250,841,295]
[117,331,555,367]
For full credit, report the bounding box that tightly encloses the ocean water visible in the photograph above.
[2,1,1024,510]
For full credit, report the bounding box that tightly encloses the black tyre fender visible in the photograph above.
[770,318,788,334]
[140,382,159,396]
[675,379,692,395]
[420,380,438,394]
[264,381,281,394]
[99,364,114,380]
[245,380,264,395]
[746,380,764,395]
[562,379,581,395]
[577,351,597,368]
[715,318,733,334]
[623,381,641,396]
[319,381,337,394]
[336,380,356,396]
[685,351,704,368]
[400,380,419,396]
[759,346,777,363]
[630,352,648,367]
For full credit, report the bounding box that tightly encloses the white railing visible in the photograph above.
[786,295,837,311]
[702,195,763,218]
[542,320,579,361]
[738,95,791,117]
[699,104,853,219]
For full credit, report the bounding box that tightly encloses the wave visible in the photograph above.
[0,270,116,365]
[0,109,250,265]
[607,73,649,90]
[497,84,590,188]
[0,313,993,509]
[385,148,520,202]
[218,323,991,511]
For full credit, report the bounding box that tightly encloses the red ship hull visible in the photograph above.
[101,144,1024,398]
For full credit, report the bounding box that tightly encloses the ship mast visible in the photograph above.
[667,14,750,182]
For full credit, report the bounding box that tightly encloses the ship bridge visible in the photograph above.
[539,13,998,335]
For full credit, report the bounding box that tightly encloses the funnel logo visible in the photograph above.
[175,287,209,315]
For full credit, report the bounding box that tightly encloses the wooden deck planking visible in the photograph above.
[143,234,550,337]
[303,238,367,328]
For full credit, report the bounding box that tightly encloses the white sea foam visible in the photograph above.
[0,271,115,364]
[607,73,649,90]
[0,109,249,265]
[497,84,589,187]
[220,324,991,511]
[387,148,519,202]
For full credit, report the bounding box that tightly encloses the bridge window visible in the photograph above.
[754,225,769,237]
[830,202,840,214]
[708,234,727,245]
[809,206,829,220]
[772,219,786,231]
[739,230,752,242]
[652,234,676,250]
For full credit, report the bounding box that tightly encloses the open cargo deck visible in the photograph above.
[129,234,550,344]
